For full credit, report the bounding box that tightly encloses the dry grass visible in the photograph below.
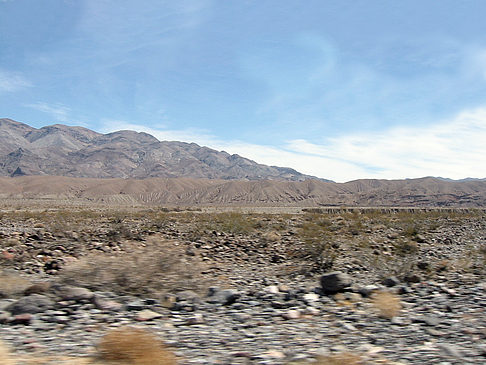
[97,327,176,365]
[371,291,401,319]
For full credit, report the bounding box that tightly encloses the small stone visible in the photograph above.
[278,284,290,292]
[135,309,162,321]
[10,313,33,325]
[126,300,146,311]
[304,306,320,315]
[358,285,380,297]
[382,276,400,287]
[266,285,280,294]
[404,274,422,283]
[160,294,177,309]
[56,286,94,301]
[414,234,426,243]
[93,297,123,311]
[437,343,463,358]
[303,293,320,303]
[186,313,205,325]
[282,309,300,320]
[262,350,285,359]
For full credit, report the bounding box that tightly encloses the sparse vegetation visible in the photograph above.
[60,243,210,298]
[97,327,176,365]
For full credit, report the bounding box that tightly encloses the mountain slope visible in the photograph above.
[0,118,316,181]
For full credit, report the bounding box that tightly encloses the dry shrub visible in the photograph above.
[0,341,14,365]
[0,271,31,298]
[314,352,363,365]
[97,327,176,365]
[372,291,401,319]
[59,241,210,297]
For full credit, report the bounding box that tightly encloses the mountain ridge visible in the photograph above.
[0,118,318,181]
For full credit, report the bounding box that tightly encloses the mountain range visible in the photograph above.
[1,118,485,207]
[0,118,314,181]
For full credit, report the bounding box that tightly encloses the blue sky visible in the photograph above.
[1,0,486,182]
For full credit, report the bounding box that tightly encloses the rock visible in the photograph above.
[135,309,162,321]
[404,274,422,283]
[358,285,380,298]
[126,299,146,311]
[414,315,440,327]
[414,234,426,243]
[207,289,240,305]
[437,343,463,359]
[10,313,33,325]
[320,271,352,294]
[303,293,320,303]
[93,297,123,311]
[282,309,300,320]
[261,350,285,359]
[266,285,280,294]
[24,282,51,296]
[55,286,94,301]
[382,276,400,287]
[304,306,320,315]
[6,295,53,315]
[160,294,177,309]
[186,313,205,325]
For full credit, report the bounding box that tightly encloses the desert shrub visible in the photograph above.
[393,239,419,255]
[97,327,176,365]
[60,243,210,297]
[371,291,401,319]
[294,217,337,271]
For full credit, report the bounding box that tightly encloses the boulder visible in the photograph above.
[6,294,53,315]
[320,271,352,294]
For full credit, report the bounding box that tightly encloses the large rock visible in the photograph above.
[207,288,240,305]
[55,286,94,301]
[320,271,352,294]
[6,294,54,315]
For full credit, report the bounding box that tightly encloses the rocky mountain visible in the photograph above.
[0,118,315,181]
[1,175,486,207]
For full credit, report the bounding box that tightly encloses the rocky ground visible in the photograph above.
[0,207,485,364]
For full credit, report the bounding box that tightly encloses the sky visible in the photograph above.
[1,0,486,182]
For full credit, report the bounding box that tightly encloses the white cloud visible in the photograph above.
[0,70,32,93]
[100,108,486,182]
[25,102,71,122]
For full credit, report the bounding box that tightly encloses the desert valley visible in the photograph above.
[0,119,485,364]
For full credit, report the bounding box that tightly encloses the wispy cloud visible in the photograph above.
[25,102,71,122]
[0,69,32,93]
[101,107,486,182]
